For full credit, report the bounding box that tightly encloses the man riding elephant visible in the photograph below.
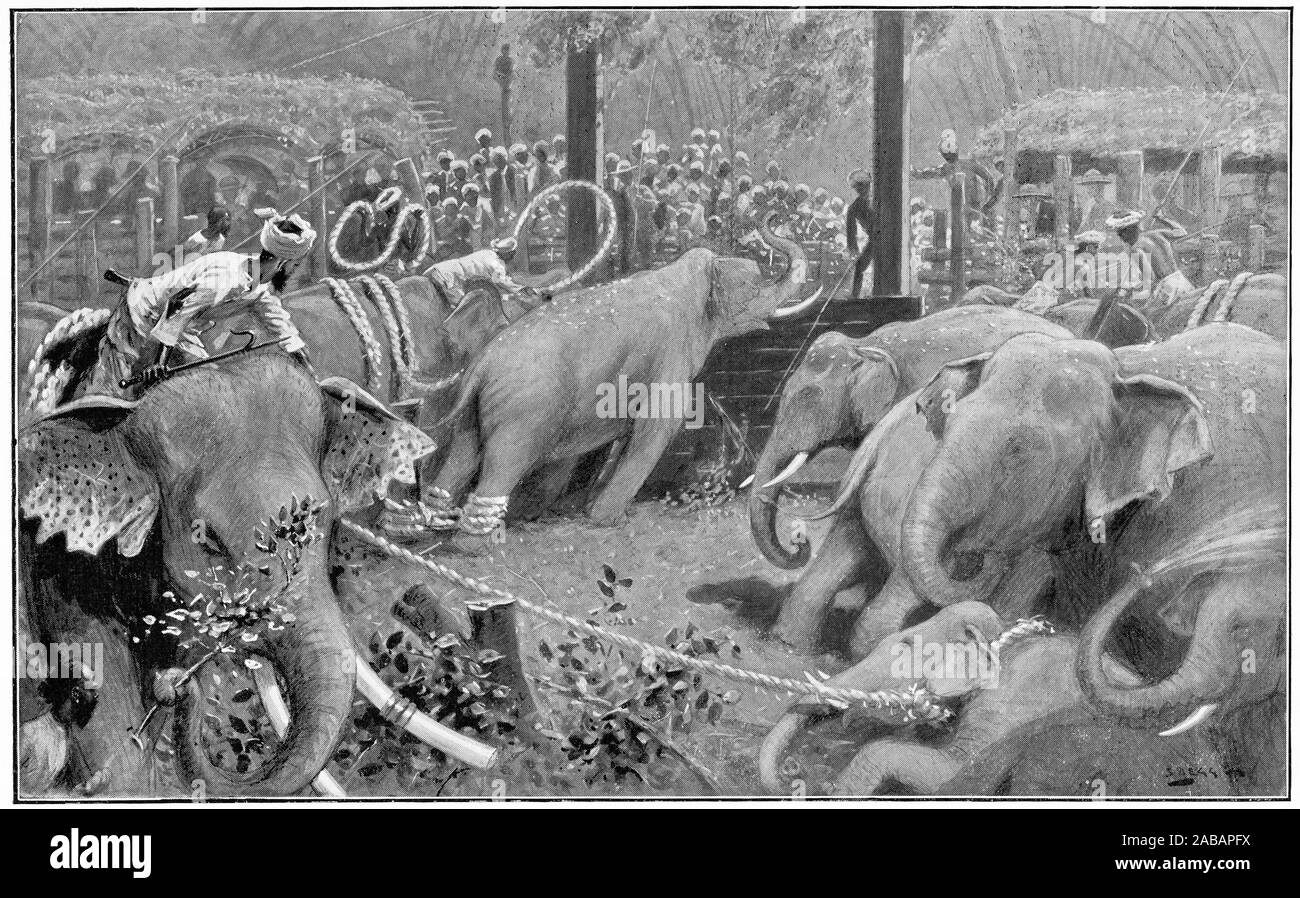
[85,208,316,400]
[423,237,536,310]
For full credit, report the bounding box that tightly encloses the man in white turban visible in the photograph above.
[88,208,317,397]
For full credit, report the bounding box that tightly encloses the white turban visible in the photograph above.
[256,208,317,261]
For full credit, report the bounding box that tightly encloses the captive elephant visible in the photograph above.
[757,391,1054,658]
[424,218,824,531]
[16,351,465,797]
[1144,271,1286,343]
[837,323,1285,789]
[759,602,1229,796]
[960,284,1152,349]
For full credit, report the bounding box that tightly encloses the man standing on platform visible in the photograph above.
[845,169,875,299]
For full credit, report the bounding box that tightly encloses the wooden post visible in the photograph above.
[566,31,601,272]
[28,156,52,302]
[159,155,179,256]
[308,156,329,279]
[1247,224,1266,270]
[1052,154,1072,243]
[949,173,966,301]
[1001,129,1018,243]
[394,158,427,213]
[932,208,948,252]
[75,210,95,304]
[1116,150,1144,209]
[871,9,912,297]
[135,197,155,275]
[1199,237,1220,281]
[1198,148,1220,226]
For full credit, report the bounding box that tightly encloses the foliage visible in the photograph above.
[973,87,1287,159]
[517,10,656,69]
[332,565,741,797]
[17,70,423,158]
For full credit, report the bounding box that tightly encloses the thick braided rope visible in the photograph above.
[24,307,112,415]
[323,277,383,392]
[329,202,429,273]
[356,275,409,392]
[511,180,618,291]
[365,273,463,396]
[339,519,947,720]
[1184,278,1227,331]
[372,273,416,370]
[1212,271,1254,323]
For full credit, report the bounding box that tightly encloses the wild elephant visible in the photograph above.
[751,305,1071,577]
[758,391,1054,657]
[830,323,1285,790]
[422,218,823,532]
[17,352,476,797]
[758,603,1229,796]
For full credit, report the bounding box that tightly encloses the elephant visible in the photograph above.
[423,217,824,532]
[959,284,1153,349]
[756,390,1055,657]
[759,602,1230,796]
[815,323,1286,788]
[1143,272,1286,343]
[16,350,463,796]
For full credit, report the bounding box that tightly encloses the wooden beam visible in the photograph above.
[566,33,601,271]
[1052,154,1072,243]
[871,9,912,297]
[159,155,180,255]
[1198,148,1220,225]
[28,156,52,302]
[135,197,155,275]
[950,173,966,301]
[1001,129,1018,243]
[1116,150,1143,209]
[308,156,329,280]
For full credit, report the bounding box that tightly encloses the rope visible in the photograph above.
[24,307,112,416]
[1211,271,1254,323]
[761,261,851,414]
[511,180,618,291]
[1184,278,1227,331]
[339,519,950,720]
[357,275,409,391]
[323,277,383,392]
[373,273,416,371]
[363,274,462,397]
[329,202,429,274]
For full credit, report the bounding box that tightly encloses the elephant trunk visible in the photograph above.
[901,450,1007,607]
[748,427,818,568]
[1076,569,1238,733]
[173,559,355,797]
[758,218,814,317]
[758,712,808,793]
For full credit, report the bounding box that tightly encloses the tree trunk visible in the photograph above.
[871,9,912,297]
[566,32,601,273]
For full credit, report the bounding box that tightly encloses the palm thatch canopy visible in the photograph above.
[974,87,1286,163]
[17,70,423,159]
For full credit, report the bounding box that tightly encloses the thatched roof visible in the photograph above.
[974,87,1286,161]
[17,70,423,159]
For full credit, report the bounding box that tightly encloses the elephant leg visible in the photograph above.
[513,457,580,521]
[425,416,482,507]
[835,739,963,796]
[848,571,929,660]
[588,417,682,526]
[458,418,563,534]
[772,511,874,654]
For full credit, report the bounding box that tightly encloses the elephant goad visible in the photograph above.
[760,601,1231,796]
[864,323,1285,792]
[17,352,451,797]
[425,215,824,532]
[749,305,1069,653]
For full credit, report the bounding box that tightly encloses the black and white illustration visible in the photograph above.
[11,6,1290,801]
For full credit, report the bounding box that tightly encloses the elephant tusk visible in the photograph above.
[252,664,347,798]
[762,452,810,489]
[768,284,825,320]
[1159,703,1218,737]
[737,474,755,489]
[353,656,499,770]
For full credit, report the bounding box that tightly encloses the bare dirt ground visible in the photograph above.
[331,479,863,797]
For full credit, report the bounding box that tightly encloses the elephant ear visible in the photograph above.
[1084,373,1213,523]
[915,353,990,438]
[320,378,436,511]
[17,398,159,557]
[707,257,762,327]
[848,346,902,426]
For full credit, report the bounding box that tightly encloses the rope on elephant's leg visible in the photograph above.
[329,202,429,273]
[511,180,618,291]
[323,277,383,392]
[340,518,963,721]
[459,494,509,535]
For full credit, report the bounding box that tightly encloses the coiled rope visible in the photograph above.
[24,307,112,416]
[323,277,383,392]
[511,180,618,292]
[340,519,956,720]
[329,202,430,274]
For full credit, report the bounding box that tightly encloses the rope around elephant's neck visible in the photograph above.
[510,180,618,292]
[339,518,948,720]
